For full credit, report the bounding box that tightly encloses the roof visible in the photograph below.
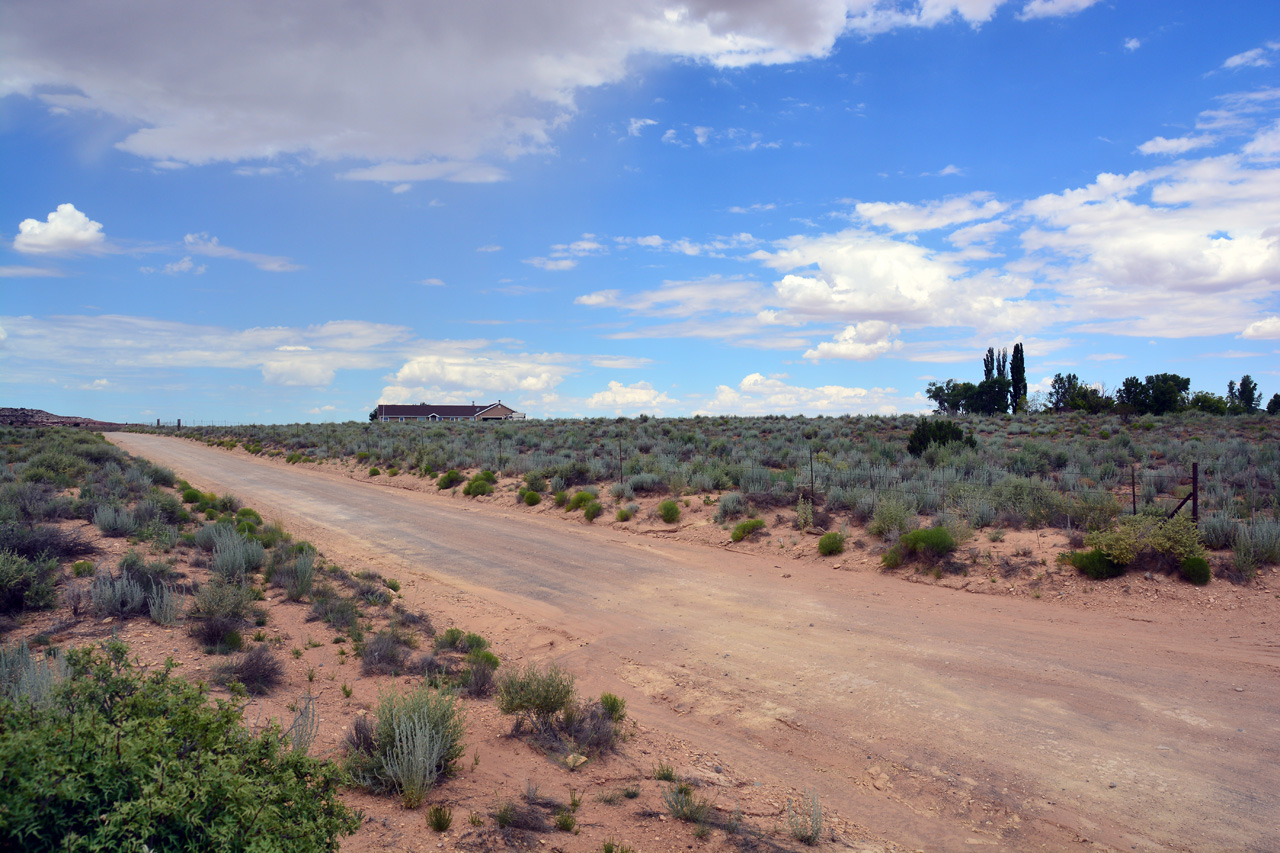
[377,403,515,418]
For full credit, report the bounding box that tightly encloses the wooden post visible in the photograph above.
[809,446,815,501]
[1132,465,1137,515]
[1192,462,1199,524]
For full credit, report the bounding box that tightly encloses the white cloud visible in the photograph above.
[803,321,903,361]
[1085,352,1126,361]
[339,161,508,184]
[693,373,912,416]
[728,203,776,214]
[182,233,300,272]
[576,276,765,319]
[855,192,1007,232]
[392,183,412,194]
[933,163,964,176]
[949,219,1012,247]
[1243,120,1280,161]
[1124,38,1141,52]
[1240,316,1280,339]
[142,256,207,275]
[13,204,105,254]
[1222,46,1275,70]
[628,118,658,137]
[587,355,655,369]
[0,265,63,278]
[1018,0,1103,20]
[525,257,578,271]
[385,351,573,397]
[420,278,446,286]
[585,380,676,413]
[307,405,338,414]
[1137,135,1216,155]
[694,126,713,146]
[661,128,684,146]
[476,244,502,253]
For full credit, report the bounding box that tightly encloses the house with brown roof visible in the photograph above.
[373,401,524,422]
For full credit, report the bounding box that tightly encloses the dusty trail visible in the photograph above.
[111,433,1280,852]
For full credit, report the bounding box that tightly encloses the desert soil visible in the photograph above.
[104,433,1280,853]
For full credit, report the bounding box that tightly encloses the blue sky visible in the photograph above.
[2,0,1278,422]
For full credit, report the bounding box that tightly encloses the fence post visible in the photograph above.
[1131,465,1137,515]
[1192,462,1198,525]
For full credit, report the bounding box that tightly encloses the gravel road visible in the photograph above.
[110,433,1280,852]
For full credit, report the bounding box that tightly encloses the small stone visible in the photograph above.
[1109,782,1117,789]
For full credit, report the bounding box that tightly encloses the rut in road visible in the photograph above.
[110,432,1280,853]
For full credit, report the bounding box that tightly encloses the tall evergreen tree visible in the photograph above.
[1010,343,1027,412]
[982,347,996,382]
[1238,375,1259,413]
[996,347,1008,381]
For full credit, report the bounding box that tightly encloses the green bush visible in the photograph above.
[0,640,359,852]
[524,491,542,506]
[731,518,766,542]
[181,487,202,504]
[818,531,845,556]
[368,467,381,477]
[584,501,603,522]
[436,470,464,490]
[907,418,976,458]
[566,491,595,512]
[615,507,632,522]
[1180,555,1211,586]
[715,492,747,522]
[1085,514,1205,570]
[868,496,913,539]
[1067,548,1124,580]
[462,478,493,497]
[554,490,568,507]
[524,473,547,493]
[0,551,58,615]
[434,626,465,650]
[882,525,956,568]
[600,692,626,722]
[497,664,577,732]
[344,683,466,809]
[657,500,681,524]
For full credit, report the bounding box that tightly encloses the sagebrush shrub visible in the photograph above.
[868,496,912,539]
[0,551,58,615]
[217,643,284,695]
[346,684,465,809]
[715,492,747,522]
[497,664,576,732]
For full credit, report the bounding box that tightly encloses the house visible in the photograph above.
[373,401,525,423]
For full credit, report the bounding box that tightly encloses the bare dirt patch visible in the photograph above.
[100,433,1280,852]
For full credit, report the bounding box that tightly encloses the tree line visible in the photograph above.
[926,345,1278,416]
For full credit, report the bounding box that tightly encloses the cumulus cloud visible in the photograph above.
[1017,0,1103,20]
[13,204,105,254]
[693,373,913,416]
[585,380,676,413]
[803,321,903,361]
[383,351,573,402]
[1137,135,1216,156]
[855,192,1007,232]
[1124,38,1140,52]
[1240,315,1280,339]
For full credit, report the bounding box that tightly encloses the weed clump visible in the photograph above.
[731,518,766,543]
[882,525,956,569]
[657,500,681,524]
[818,531,845,556]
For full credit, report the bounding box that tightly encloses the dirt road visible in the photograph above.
[110,433,1280,852]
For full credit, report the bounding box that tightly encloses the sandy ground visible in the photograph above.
[98,433,1280,853]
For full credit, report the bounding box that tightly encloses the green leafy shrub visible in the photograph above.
[0,551,58,615]
[907,418,976,458]
[436,470,464,490]
[524,473,547,493]
[369,467,381,477]
[657,500,681,524]
[818,531,845,556]
[1085,514,1205,572]
[584,501,603,522]
[661,781,711,823]
[600,692,626,722]
[731,518,766,542]
[462,478,493,497]
[0,640,359,852]
[1180,555,1211,586]
[434,626,465,650]
[497,664,576,733]
[554,490,568,507]
[882,525,956,568]
[615,507,632,522]
[524,490,542,506]
[1067,548,1124,580]
[428,805,453,832]
[566,491,595,512]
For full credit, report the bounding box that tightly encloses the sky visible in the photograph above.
[2,0,1279,423]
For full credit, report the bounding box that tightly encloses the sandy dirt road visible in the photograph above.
[110,433,1280,852]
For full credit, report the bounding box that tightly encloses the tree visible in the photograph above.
[1010,343,1027,412]
[1048,373,1113,414]
[1048,373,1081,412]
[369,408,378,422]
[982,347,996,382]
[1267,393,1280,415]
[1237,375,1259,413]
[907,418,976,457]
[1116,376,1147,411]
[1188,391,1229,415]
[1144,373,1189,415]
[926,380,976,415]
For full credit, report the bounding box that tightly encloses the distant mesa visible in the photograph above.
[0,407,134,431]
